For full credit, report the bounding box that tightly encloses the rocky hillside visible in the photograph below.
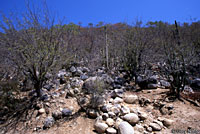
[0,65,200,134]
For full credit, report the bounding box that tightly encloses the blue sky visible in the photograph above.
[0,0,199,26]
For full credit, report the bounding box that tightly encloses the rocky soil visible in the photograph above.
[0,66,200,134]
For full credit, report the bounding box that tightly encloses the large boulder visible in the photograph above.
[118,121,134,134]
[123,113,139,125]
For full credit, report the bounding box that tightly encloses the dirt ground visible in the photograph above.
[1,88,200,134]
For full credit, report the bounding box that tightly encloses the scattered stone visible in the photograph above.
[149,123,162,131]
[160,106,169,115]
[94,122,108,133]
[75,68,83,76]
[40,94,49,102]
[111,89,124,98]
[123,113,139,125]
[80,74,89,80]
[163,118,174,127]
[57,69,67,78]
[138,112,148,120]
[108,112,116,118]
[106,127,117,134]
[124,94,138,104]
[190,78,200,91]
[113,97,123,104]
[62,108,72,116]
[134,124,144,132]
[82,67,90,73]
[118,121,134,134]
[111,106,121,115]
[106,118,115,127]
[183,85,194,93]
[70,66,76,73]
[52,111,62,120]
[114,77,125,86]
[153,120,163,128]
[160,80,171,88]
[115,118,123,129]
[101,104,112,113]
[146,126,153,132]
[102,113,109,121]
[120,106,130,115]
[38,108,45,114]
[87,109,99,118]
[148,75,158,84]
[43,117,55,128]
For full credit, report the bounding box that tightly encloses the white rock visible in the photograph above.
[106,127,117,134]
[118,121,134,134]
[124,95,138,104]
[94,122,108,133]
[123,113,139,125]
[106,118,115,127]
[38,108,45,114]
[113,97,123,104]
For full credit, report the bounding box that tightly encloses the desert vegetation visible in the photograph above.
[0,1,200,134]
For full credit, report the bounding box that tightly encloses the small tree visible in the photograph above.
[0,2,65,97]
[162,21,196,98]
